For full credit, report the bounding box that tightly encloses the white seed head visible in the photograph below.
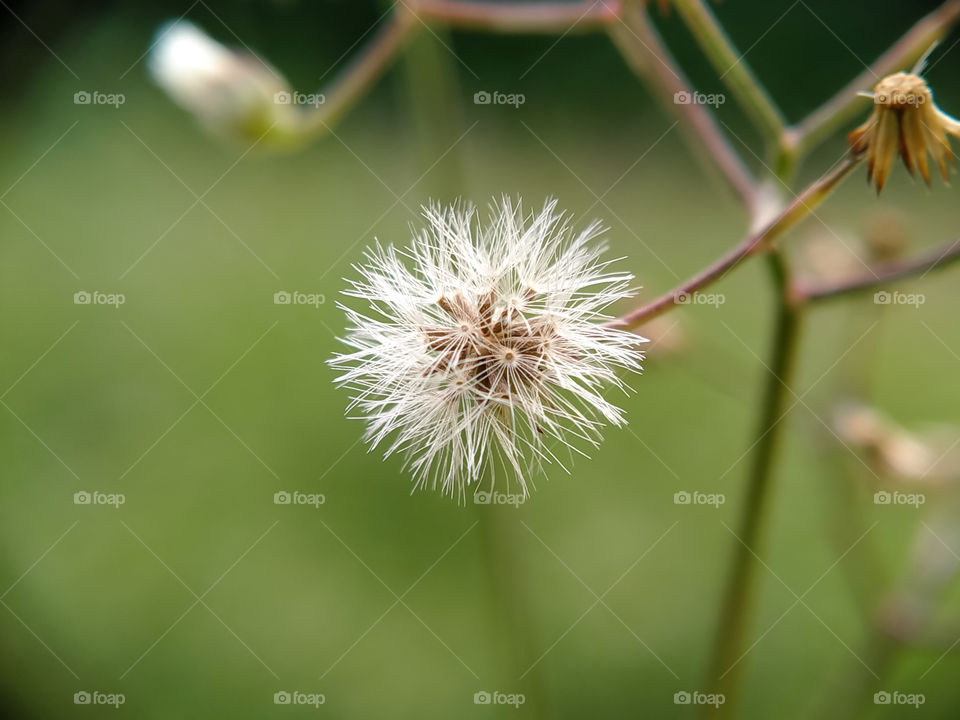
[329,198,646,502]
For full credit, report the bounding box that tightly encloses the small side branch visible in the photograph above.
[796,239,960,304]
[608,1,760,214]
[411,0,622,33]
[606,154,860,330]
[302,10,420,136]
[673,0,785,145]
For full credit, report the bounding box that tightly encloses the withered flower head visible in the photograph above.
[849,70,960,193]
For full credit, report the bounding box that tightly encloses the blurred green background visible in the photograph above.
[3,1,960,718]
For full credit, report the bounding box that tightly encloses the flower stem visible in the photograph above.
[606,154,860,330]
[396,19,467,197]
[795,238,960,303]
[704,250,802,719]
[301,8,420,138]
[297,1,625,144]
[411,0,621,33]
[608,0,760,214]
[477,511,550,720]
[672,0,785,147]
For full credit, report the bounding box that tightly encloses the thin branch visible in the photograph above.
[608,0,760,214]
[606,154,860,330]
[673,0,785,145]
[411,0,622,33]
[300,1,623,141]
[796,238,960,303]
[301,9,420,137]
[790,0,960,157]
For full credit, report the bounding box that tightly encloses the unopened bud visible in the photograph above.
[149,20,304,150]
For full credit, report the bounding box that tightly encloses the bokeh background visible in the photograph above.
[2,0,960,717]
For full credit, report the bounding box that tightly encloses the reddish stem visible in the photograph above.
[606,155,860,330]
[795,238,960,303]
[411,0,622,32]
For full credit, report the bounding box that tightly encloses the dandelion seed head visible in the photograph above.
[329,197,646,502]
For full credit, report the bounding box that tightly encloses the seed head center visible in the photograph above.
[423,291,552,395]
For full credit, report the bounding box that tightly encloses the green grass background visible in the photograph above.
[2,4,960,718]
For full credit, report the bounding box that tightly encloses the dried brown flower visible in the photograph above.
[849,72,960,194]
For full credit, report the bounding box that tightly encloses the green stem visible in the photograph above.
[704,251,802,720]
[477,511,550,720]
[826,633,899,718]
[673,0,785,147]
[827,507,960,715]
[396,18,466,197]
[608,0,760,214]
[817,295,888,618]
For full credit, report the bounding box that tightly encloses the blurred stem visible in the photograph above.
[298,0,623,143]
[789,0,960,159]
[796,238,960,303]
[608,0,760,215]
[412,0,621,32]
[606,154,859,331]
[814,302,894,718]
[396,20,466,197]
[672,0,785,148]
[819,440,887,616]
[704,250,802,720]
[827,633,900,718]
[477,511,550,720]
[818,295,887,617]
[826,507,960,717]
[701,231,960,719]
[300,9,419,137]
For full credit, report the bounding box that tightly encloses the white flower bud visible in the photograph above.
[149,20,302,149]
